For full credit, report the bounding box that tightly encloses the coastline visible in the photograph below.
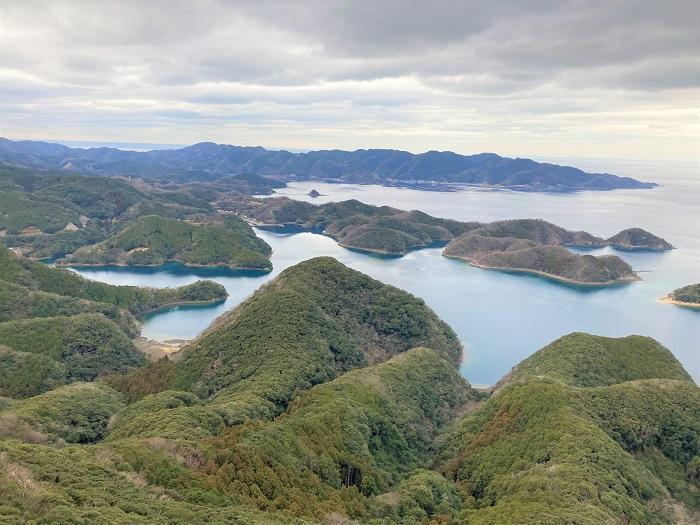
[658,295,700,309]
[57,260,272,272]
[136,297,227,317]
[442,253,640,287]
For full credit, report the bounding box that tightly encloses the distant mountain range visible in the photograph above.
[0,138,656,191]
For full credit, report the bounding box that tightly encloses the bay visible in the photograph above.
[69,159,699,387]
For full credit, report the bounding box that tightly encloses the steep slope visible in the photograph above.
[170,257,462,420]
[105,257,464,447]
[0,138,657,190]
[438,333,698,524]
[206,348,475,519]
[61,214,272,270]
[0,314,144,397]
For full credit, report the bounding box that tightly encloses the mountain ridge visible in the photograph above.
[0,138,657,191]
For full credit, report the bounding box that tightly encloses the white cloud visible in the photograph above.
[0,0,698,161]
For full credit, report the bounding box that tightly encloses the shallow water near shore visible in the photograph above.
[69,159,699,386]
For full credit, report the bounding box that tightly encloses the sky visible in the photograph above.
[1,0,699,161]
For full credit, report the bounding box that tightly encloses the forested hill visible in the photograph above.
[0,137,656,190]
[60,215,272,270]
[0,257,697,523]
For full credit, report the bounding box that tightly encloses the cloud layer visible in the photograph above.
[1,0,698,160]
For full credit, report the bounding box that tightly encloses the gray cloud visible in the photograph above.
[0,0,698,160]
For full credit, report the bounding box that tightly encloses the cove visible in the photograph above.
[68,159,700,386]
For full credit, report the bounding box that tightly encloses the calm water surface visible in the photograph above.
[71,159,699,387]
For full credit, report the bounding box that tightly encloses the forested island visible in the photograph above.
[0,137,657,191]
[661,283,700,308]
[58,215,271,270]
[228,196,670,285]
[0,256,696,523]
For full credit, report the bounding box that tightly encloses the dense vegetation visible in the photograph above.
[0,138,657,190]
[0,257,696,524]
[0,314,143,397]
[438,333,698,524]
[112,257,463,430]
[510,333,692,386]
[0,244,227,398]
[0,163,277,262]
[669,283,700,305]
[61,214,272,270]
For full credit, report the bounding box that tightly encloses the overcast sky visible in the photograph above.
[1,0,698,160]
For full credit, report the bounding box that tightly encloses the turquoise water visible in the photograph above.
[70,160,699,386]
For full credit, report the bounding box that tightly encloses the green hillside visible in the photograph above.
[0,314,144,397]
[228,197,474,255]
[205,347,474,518]
[61,214,272,270]
[111,257,463,430]
[438,333,698,524]
[445,236,638,285]
[0,259,696,524]
[0,382,125,444]
[510,332,692,387]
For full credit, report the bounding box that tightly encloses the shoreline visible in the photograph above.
[57,260,272,272]
[442,253,640,287]
[658,295,700,309]
[135,337,190,361]
[136,298,227,317]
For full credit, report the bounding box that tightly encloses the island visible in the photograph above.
[226,197,667,285]
[607,227,674,250]
[660,283,700,308]
[0,257,696,524]
[443,221,639,285]
[56,214,272,270]
[307,189,321,198]
[0,137,657,191]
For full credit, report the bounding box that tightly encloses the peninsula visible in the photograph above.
[57,214,272,271]
[661,283,700,308]
[227,197,668,285]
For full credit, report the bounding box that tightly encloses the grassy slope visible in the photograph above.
[63,214,272,270]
